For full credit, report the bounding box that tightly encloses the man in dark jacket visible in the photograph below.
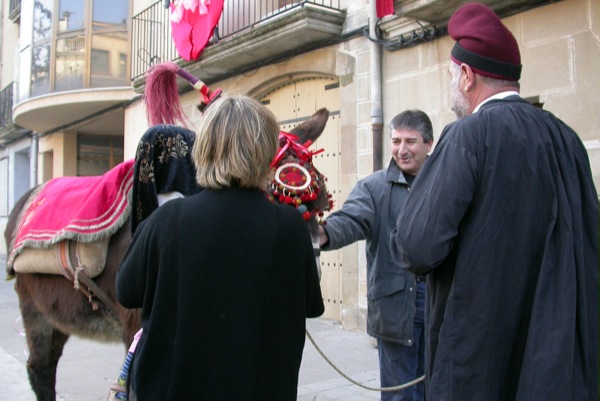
[393,3,599,401]
[318,109,434,401]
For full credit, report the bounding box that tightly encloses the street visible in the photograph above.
[0,270,125,400]
[0,257,381,400]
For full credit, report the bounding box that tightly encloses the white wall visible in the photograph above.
[0,136,32,256]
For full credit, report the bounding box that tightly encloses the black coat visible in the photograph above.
[394,97,599,401]
[117,186,324,400]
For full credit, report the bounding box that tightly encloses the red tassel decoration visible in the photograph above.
[144,62,190,127]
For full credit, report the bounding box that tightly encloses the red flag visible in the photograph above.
[376,0,394,18]
[170,0,225,61]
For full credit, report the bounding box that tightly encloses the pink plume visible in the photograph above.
[144,62,189,127]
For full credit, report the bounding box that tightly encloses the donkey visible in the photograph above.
[4,65,332,400]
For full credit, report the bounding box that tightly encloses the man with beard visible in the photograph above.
[392,3,598,401]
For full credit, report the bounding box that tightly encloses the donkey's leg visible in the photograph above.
[16,282,70,401]
[21,299,69,401]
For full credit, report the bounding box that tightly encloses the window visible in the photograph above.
[31,0,53,96]
[33,0,53,42]
[90,32,129,87]
[92,0,128,29]
[31,44,51,97]
[14,149,31,207]
[58,0,84,33]
[55,36,85,91]
[90,0,128,87]
[119,53,127,79]
[91,49,109,74]
[0,157,8,216]
[77,135,124,176]
[29,0,130,96]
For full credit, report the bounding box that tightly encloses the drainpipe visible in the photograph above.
[30,132,39,187]
[369,0,384,172]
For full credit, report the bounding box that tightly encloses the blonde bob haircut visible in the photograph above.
[193,95,280,190]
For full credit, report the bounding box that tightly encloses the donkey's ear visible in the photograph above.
[290,108,329,144]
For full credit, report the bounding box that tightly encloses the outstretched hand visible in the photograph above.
[317,225,329,247]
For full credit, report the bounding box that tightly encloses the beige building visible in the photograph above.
[0,0,133,245]
[1,0,598,332]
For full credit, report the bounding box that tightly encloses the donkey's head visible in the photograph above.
[268,109,333,237]
[143,62,333,236]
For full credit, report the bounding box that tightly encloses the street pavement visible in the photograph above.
[0,255,381,400]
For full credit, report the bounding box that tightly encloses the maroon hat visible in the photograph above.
[448,3,521,81]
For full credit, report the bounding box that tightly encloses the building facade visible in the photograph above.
[1,0,599,332]
[0,0,134,253]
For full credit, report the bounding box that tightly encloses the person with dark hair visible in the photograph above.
[393,3,598,401]
[130,124,202,234]
[116,95,324,400]
[318,109,434,401]
[108,124,203,401]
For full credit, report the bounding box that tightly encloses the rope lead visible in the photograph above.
[305,329,425,392]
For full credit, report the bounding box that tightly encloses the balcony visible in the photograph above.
[131,0,345,92]
[9,0,20,22]
[393,0,559,24]
[0,83,14,130]
[380,0,560,51]
[0,82,30,146]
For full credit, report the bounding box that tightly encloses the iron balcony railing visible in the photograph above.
[9,0,21,21]
[0,82,16,130]
[131,0,341,82]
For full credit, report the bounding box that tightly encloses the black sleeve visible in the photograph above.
[393,127,478,275]
[116,217,156,308]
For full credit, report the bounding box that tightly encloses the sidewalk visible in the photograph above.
[298,318,381,400]
[0,271,381,400]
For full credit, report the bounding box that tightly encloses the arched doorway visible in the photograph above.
[259,76,343,321]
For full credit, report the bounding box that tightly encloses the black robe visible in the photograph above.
[117,187,324,400]
[394,96,598,401]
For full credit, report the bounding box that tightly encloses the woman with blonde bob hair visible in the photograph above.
[194,94,280,190]
[117,94,325,400]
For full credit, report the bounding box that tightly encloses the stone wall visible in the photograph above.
[123,0,600,332]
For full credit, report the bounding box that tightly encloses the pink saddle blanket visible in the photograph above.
[7,159,135,270]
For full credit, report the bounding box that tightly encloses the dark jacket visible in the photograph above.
[395,96,599,401]
[117,187,324,401]
[323,160,417,345]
